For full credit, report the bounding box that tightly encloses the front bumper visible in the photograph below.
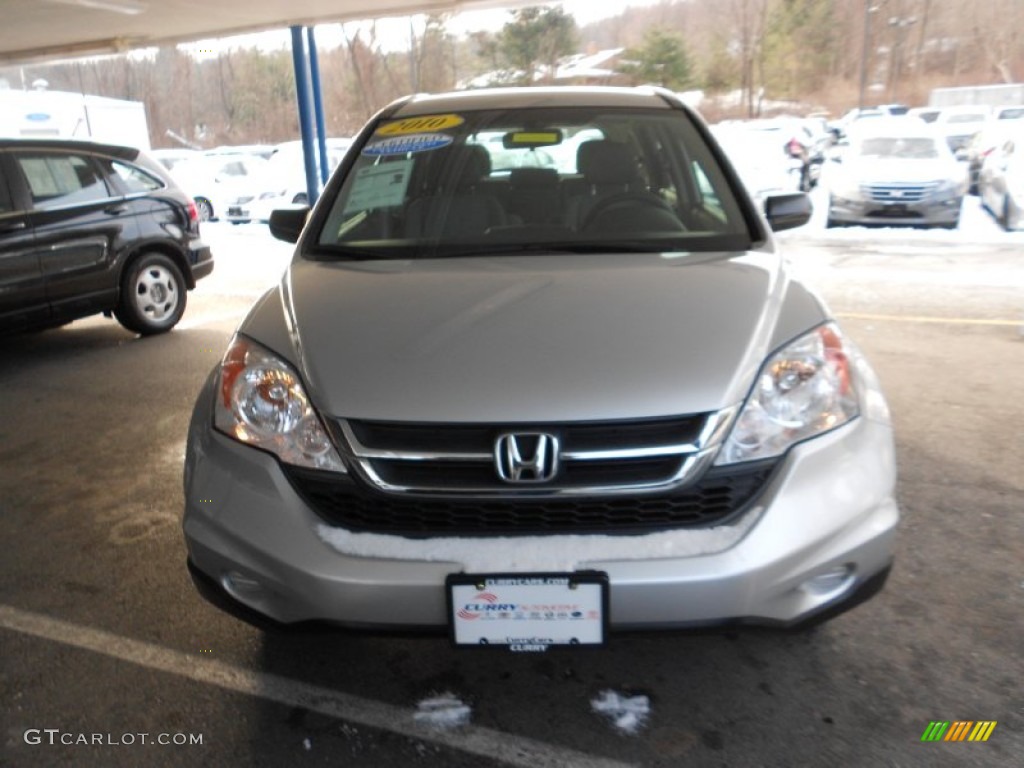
[828,194,962,227]
[182,375,899,631]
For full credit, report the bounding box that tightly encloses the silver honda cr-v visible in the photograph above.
[183,87,898,648]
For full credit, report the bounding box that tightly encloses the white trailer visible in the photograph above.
[0,88,151,149]
[929,84,1024,108]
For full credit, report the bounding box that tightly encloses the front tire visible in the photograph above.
[114,253,187,335]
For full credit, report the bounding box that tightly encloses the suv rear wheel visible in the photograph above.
[114,253,187,335]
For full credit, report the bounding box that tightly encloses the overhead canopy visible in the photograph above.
[1,0,514,65]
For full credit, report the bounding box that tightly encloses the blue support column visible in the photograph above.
[306,26,330,186]
[290,26,319,206]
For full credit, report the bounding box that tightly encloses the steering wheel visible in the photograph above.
[580,192,681,232]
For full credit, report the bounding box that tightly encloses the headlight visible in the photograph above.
[932,178,965,198]
[828,173,862,202]
[715,323,859,465]
[213,335,347,472]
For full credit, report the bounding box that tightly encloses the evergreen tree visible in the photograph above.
[620,29,695,90]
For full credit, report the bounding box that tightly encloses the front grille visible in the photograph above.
[347,416,706,454]
[284,461,777,537]
[337,414,728,495]
[862,182,938,203]
[371,455,681,488]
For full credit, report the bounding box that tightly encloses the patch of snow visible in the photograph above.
[413,693,472,729]
[317,506,762,572]
[591,690,651,735]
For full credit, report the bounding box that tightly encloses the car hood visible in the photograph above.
[243,251,828,423]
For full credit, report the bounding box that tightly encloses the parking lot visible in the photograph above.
[1,191,1022,767]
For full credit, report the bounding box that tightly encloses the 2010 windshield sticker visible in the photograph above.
[376,113,464,136]
[362,133,454,157]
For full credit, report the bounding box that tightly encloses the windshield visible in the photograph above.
[857,136,940,160]
[314,106,752,258]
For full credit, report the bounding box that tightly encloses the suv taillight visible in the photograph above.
[187,200,200,224]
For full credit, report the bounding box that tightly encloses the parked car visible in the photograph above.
[711,123,805,204]
[224,138,352,224]
[715,117,826,191]
[151,147,200,171]
[183,86,897,643]
[934,105,991,157]
[964,121,1021,194]
[205,143,276,161]
[825,119,967,228]
[0,138,212,335]
[829,107,886,140]
[907,106,941,124]
[978,130,1024,230]
[170,152,268,222]
[875,103,910,116]
[993,105,1024,122]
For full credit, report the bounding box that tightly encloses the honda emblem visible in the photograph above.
[494,433,559,483]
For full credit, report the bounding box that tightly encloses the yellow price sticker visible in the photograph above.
[377,114,464,136]
[510,132,560,144]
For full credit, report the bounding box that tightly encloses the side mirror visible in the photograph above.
[268,206,310,244]
[764,192,812,232]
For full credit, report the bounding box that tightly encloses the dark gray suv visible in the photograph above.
[0,138,213,335]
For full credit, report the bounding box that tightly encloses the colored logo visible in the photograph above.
[921,721,997,742]
[457,592,498,620]
[25,113,51,122]
[362,133,453,157]
[377,114,464,136]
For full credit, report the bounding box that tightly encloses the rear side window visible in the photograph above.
[108,160,164,193]
[15,152,110,210]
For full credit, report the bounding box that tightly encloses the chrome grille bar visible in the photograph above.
[333,407,738,498]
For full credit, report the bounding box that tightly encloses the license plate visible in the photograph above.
[446,572,608,651]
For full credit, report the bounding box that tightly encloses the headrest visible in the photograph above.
[576,140,639,185]
[449,144,491,187]
[509,167,559,188]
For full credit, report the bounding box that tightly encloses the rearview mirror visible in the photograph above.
[269,206,310,244]
[764,193,812,232]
